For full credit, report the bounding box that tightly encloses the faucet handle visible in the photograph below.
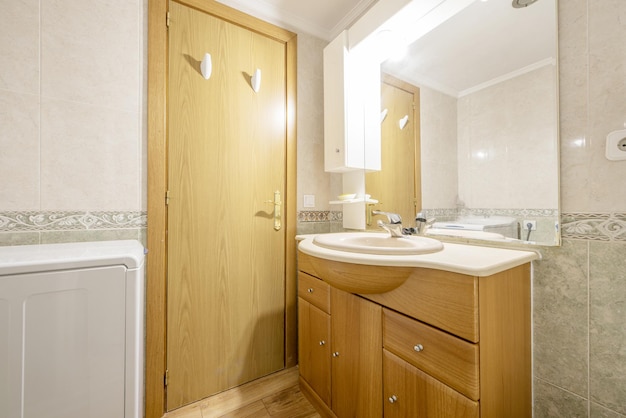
[372,210,402,225]
[377,220,404,237]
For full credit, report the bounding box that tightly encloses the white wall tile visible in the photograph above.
[40,98,139,210]
[0,91,40,210]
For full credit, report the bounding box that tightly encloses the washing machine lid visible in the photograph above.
[0,240,145,276]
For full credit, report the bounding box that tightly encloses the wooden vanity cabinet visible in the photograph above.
[297,252,531,418]
[298,271,382,418]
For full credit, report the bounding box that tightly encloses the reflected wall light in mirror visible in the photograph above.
[369,0,560,246]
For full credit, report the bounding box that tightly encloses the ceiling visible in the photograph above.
[216,0,374,40]
[216,0,557,96]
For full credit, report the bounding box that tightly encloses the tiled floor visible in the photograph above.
[163,367,320,418]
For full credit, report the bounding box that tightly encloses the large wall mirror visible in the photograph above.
[357,0,560,246]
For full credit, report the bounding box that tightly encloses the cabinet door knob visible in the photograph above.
[332,351,340,357]
[307,288,314,293]
[414,344,424,352]
[388,395,398,404]
[319,340,326,346]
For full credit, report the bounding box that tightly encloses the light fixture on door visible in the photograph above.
[201,53,212,79]
[399,115,409,130]
[251,68,261,92]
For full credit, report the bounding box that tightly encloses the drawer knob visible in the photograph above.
[307,288,314,293]
[413,344,424,352]
[332,351,340,357]
[319,340,326,346]
[388,395,398,404]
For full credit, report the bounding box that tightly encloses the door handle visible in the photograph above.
[265,190,282,231]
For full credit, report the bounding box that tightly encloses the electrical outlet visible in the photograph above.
[523,220,537,230]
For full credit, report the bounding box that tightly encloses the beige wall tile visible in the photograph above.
[533,240,589,396]
[457,66,558,210]
[589,241,626,415]
[0,0,39,94]
[41,0,141,112]
[586,1,626,212]
[420,86,458,209]
[0,232,40,247]
[296,33,330,211]
[40,229,142,244]
[534,378,588,418]
[40,98,140,210]
[557,0,589,213]
[0,91,40,210]
[591,402,626,418]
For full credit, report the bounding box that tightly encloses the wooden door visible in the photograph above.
[166,1,287,409]
[367,75,420,228]
[383,350,479,418]
[330,288,383,418]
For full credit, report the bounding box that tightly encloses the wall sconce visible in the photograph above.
[399,115,409,130]
[380,108,388,123]
[251,68,261,92]
[201,53,212,80]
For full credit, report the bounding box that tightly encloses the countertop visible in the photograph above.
[297,233,539,277]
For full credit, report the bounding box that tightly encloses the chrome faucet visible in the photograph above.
[415,212,435,235]
[372,210,404,237]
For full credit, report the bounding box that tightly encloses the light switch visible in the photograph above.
[303,195,315,208]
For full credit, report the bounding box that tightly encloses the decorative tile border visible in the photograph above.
[286,210,626,242]
[298,210,330,222]
[298,211,343,223]
[562,213,626,242]
[0,211,147,232]
[460,208,560,218]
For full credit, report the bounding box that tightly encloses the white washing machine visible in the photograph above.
[0,240,145,418]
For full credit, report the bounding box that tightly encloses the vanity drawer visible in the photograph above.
[383,308,480,401]
[298,272,330,314]
[365,267,479,342]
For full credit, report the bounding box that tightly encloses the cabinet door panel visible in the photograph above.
[331,288,382,418]
[298,298,331,405]
[384,350,479,418]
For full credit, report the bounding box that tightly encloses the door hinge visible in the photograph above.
[165,190,170,205]
[164,369,169,387]
[166,11,171,28]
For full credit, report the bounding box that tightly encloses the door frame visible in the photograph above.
[146,1,297,416]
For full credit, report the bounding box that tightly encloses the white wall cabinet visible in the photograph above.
[323,31,381,173]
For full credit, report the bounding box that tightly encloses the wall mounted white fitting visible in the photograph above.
[399,115,409,130]
[606,129,626,161]
[380,108,388,123]
[200,53,212,79]
[251,68,261,92]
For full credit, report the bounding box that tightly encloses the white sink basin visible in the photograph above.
[312,232,443,256]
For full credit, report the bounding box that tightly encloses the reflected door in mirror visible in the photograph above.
[367,75,421,229]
